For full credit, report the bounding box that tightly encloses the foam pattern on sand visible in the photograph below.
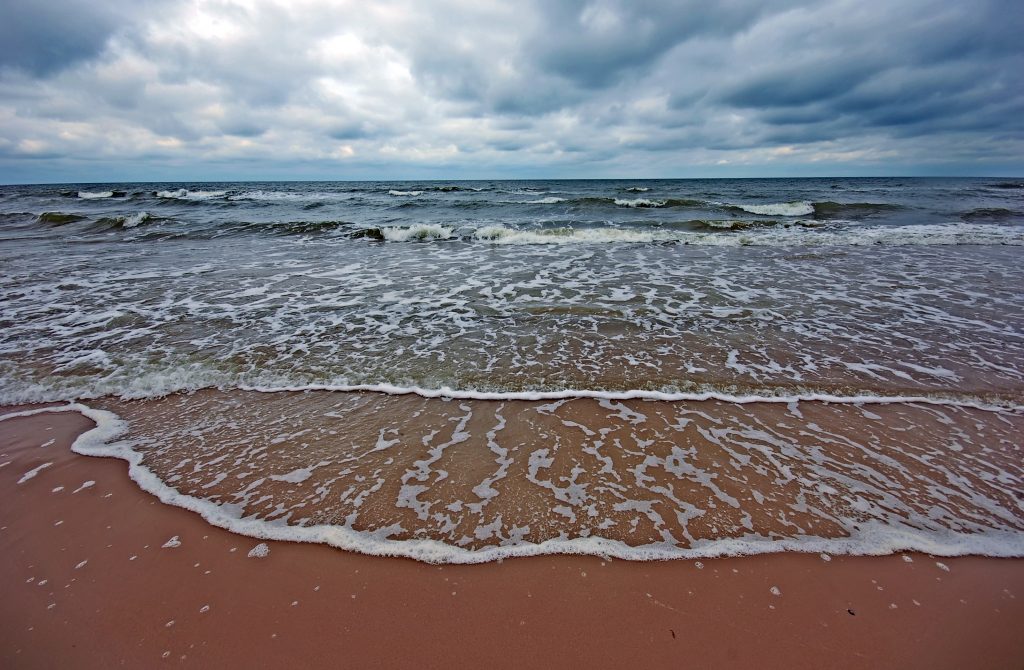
[3,394,1022,565]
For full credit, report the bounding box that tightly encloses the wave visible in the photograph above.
[36,211,87,225]
[388,185,483,194]
[721,201,905,219]
[354,224,456,242]
[624,187,650,192]
[494,196,703,208]
[465,223,1023,246]
[226,190,333,202]
[388,195,704,209]
[990,182,1023,189]
[691,219,822,231]
[616,197,702,208]
[208,219,354,237]
[810,201,904,219]
[732,201,816,216]
[961,207,1021,222]
[156,189,227,201]
[3,401,1021,565]
[614,198,666,208]
[93,212,152,229]
[472,226,679,244]
[76,190,128,199]
[266,220,352,235]
[426,185,483,192]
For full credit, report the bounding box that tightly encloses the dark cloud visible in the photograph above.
[0,0,1021,180]
[0,1,120,75]
[530,1,795,89]
[0,0,170,76]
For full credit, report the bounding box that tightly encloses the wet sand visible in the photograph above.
[2,408,1023,669]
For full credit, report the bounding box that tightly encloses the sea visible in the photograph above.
[1,177,1022,563]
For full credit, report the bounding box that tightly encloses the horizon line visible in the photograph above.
[2,175,1021,187]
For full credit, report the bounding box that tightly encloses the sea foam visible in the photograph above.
[380,224,453,241]
[1,402,1022,565]
[735,201,815,216]
[156,189,227,201]
[465,222,1024,246]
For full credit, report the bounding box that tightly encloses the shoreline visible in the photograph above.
[2,406,1023,668]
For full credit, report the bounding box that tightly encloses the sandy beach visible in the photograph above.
[2,406,1022,669]
[2,0,1022,664]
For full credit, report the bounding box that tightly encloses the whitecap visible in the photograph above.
[380,224,453,241]
[614,198,667,208]
[121,212,150,228]
[735,201,815,216]
[156,189,227,201]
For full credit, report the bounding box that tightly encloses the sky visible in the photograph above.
[0,0,1022,183]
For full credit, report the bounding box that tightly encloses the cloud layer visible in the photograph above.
[1,0,1022,181]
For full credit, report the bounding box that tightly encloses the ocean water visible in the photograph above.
[1,177,1022,562]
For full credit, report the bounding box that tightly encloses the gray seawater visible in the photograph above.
[3,177,1024,562]
[1,177,1022,403]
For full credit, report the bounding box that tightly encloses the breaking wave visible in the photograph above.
[156,189,228,201]
[464,222,1024,246]
[94,212,152,229]
[732,201,816,216]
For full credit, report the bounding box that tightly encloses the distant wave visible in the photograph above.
[156,189,227,201]
[389,185,484,194]
[523,196,697,208]
[439,195,704,208]
[76,190,128,199]
[227,190,336,202]
[425,185,484,192]
[614,198,667,208]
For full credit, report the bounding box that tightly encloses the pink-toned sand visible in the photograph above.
[2,408,1022,669]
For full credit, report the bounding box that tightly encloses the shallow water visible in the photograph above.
[1,177,1022,561]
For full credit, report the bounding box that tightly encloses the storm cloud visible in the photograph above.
[0,0,1021,181]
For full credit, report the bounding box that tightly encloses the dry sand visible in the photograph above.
[1,407,1022,669]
